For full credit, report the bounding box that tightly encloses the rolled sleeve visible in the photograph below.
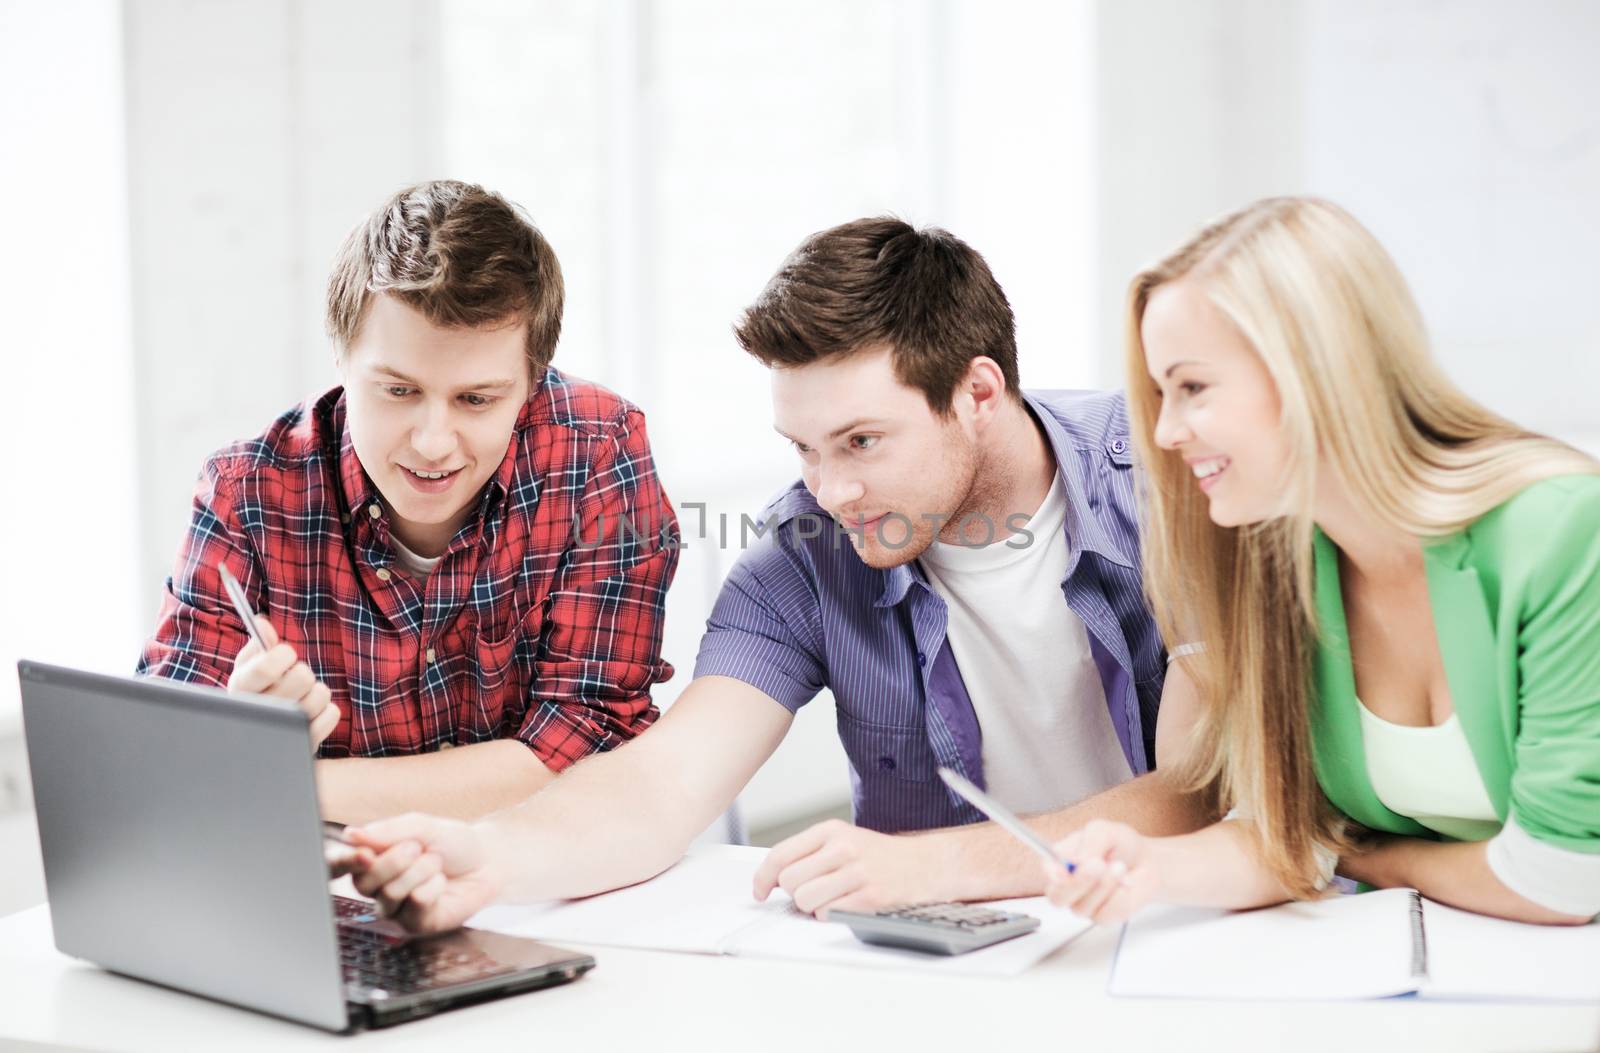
[519,410,679,772]
[1486,815,1600,918]
[693,534,826,714]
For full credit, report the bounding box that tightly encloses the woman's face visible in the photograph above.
[1140,279,1293,527]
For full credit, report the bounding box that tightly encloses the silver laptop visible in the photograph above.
[17,661,594,1032]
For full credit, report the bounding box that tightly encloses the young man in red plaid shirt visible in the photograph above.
[138,181,679,824]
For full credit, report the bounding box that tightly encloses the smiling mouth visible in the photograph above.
[403,466,461,480]
[1191,456,1230,488]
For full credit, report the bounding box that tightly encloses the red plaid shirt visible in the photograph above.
[138,369,679,771]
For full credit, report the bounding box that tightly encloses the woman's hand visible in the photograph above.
[1042,819,1164,924]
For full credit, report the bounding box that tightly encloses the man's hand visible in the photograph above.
[323,828,374,877]
[344,813,503,934]
[1042,819,1160,924]
[752,819,945,918]
[227,614,339,749]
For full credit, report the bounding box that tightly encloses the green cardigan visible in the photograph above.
[1309,474,1600,854]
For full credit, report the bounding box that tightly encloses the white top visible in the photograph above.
[918,474,1131,815]
[1357,702,1501,843]
[1359,699,1600,917]
[389,533,443,578]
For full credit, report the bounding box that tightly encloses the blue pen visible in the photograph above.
[937,767,1077,875]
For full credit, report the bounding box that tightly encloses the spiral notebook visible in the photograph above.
[1110,888,1600,1002]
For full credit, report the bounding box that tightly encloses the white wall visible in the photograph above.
[942,0,1100,391]
[0,0,141,714]
[1092,0,1600,446]
[0,0,137,913]
[1092,0,1306,383]
[125,0,444,603]
[1300,0,1600,446]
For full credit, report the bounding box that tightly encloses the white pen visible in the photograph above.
[938,767,1132,887]
[934,768,1139,889]
[217,562,270,653]
[938,767,1076,874]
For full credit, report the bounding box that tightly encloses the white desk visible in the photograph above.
[1,905,1596,1053]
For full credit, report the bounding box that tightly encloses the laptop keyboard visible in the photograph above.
[334,896,382,923]
[334,897,511,996]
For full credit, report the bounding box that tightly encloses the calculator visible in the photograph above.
[829,903,1041,956]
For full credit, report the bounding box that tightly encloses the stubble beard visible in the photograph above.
[853,429,985,569]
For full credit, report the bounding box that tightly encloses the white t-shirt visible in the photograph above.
[390,533,443,579]
[918,475,1132,815]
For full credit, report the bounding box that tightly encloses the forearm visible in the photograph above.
[1339,836,1592,925]
[1139,819,1297,910]
[473,748,724,902]
[923,771,1217,901]
[316,740,556,825]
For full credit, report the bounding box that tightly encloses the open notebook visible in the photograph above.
[467,845,1090,977]
[1111,888,1600,1001]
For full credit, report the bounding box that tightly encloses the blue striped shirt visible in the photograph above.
[694,389,1166,832]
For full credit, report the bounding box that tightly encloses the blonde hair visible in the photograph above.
[1125,196,1599,897]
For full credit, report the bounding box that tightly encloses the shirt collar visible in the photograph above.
[871,391,1137,609]
[334,392,381,523]
[487,396,539,499]
[874,559,926,609]
[1022,391,1137,572]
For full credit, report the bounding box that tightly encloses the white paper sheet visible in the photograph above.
[1111,888,1600,1002]
[1109,890,1420,1000]
[1420,899,1600,1002]
[468,846,772,955]
[467,844,1090,976]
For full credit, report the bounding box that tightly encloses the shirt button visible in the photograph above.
[368,503,382,519]
[340,512,351,524]
[878,756,897,772]
[374,567,391,582]
[916,651,926,668]
[1111,439,1127,454]
[425,647,437,663]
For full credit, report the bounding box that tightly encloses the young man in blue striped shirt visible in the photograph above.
[345,219,1216,932]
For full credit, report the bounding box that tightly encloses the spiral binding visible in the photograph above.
[1407,889,1428,980]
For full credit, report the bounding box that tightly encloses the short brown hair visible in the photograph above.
[733,217,1019,413]
[326,180,564,377]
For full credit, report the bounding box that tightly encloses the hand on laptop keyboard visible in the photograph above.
[325,836,374,877]
[344,813,504,934]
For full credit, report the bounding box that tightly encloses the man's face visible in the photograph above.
[771,346,979,569]
[340,293,531,557]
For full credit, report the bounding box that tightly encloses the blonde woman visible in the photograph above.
[1042,197,1600,926]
